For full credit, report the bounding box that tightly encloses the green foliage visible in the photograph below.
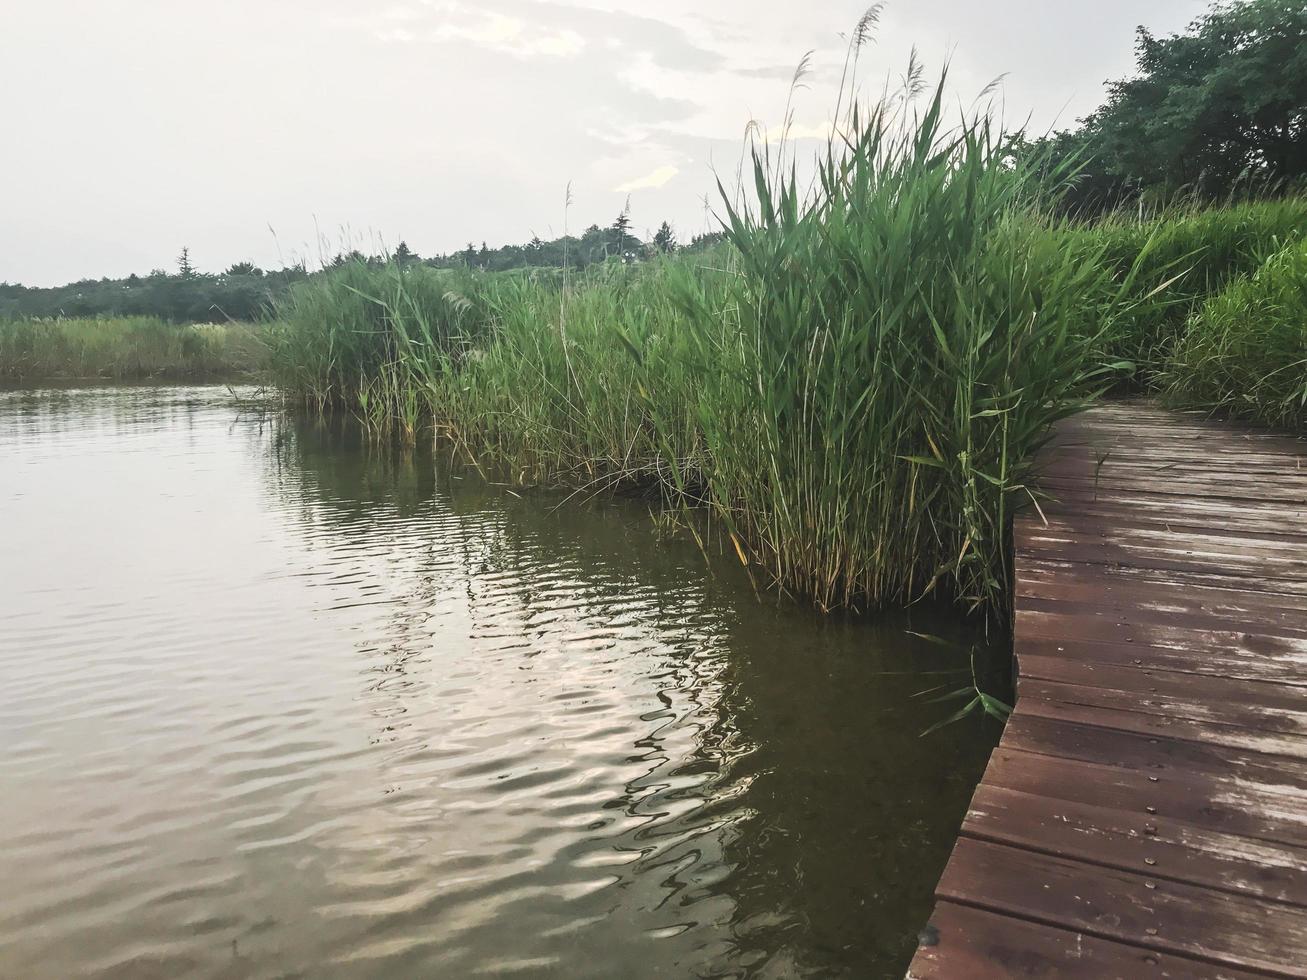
[267,260,493,435]
[685,231,727,252]
[432,220,674,271]
[1085,196,1307,378]
[272,77,1137,615]
[652,221,677,254]
[425,258,709,486]
[392,241,419,266]
[648,81,1128,613]
[1025,0,1307,210]
[1165,237,1307,427]
[0,265,305,323]
[0,317,266,381]
[0,220,685,323]
[610,207,633,261]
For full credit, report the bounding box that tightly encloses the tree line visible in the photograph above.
[5,0,1300,320]
[420,210,721,273]
[1022,0,1305,213]
[1,213,724,322]
[0,249,310,323]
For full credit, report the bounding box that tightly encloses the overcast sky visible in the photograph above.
[2,0,1209,286]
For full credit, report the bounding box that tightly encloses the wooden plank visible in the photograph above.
[1023,516,1307,551]
[1039,443,1307,465]
[1018,676,1307,742]
[983,748,1307,850]
[1043,437,1303,455]
[1015,632,1307,688]
[1016,521,1307,563]
[1016,560,1307,609]
[1045,436,1306,460]
[909,901,1274,979]
[1017,656,1307,722]
[1049,424,1296,440]
[1033,477,1307,507]
[1016,606,1307,654]
[934,838,1307,976]
[1017,592,1307,637]
[1015,535,1307,581]
[910,403,1307,978]
[1036,464,1307,488]
[1057,411,1305,437]
[1002,712,1307,792]
[1017,686,1307,760]
[1020,551,1307,591]
[963,783,1307,906]
[1018,555,1307,601]
[1015,581,1307,622]
[1024,497,1307,534]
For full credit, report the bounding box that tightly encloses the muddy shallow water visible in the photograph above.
[0,385,999,978]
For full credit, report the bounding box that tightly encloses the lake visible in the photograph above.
[0,385,998,978]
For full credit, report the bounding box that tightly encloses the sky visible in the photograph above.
[1,0,1210,287]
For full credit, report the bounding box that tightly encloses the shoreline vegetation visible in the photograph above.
[257,75,1306,619]
[250,11,1306,619]
[0,317,266,382]
[3,3,1304,622]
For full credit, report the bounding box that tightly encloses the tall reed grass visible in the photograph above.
[1165,237,1307,429]
[635,86,1136,612]
[268,262,492,436]
[0,317,266,381]
[1086,197,1307,380]
[272,76,1145,614]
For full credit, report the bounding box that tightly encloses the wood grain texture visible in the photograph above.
[907,901,1274,979]
[909,401,1307,978]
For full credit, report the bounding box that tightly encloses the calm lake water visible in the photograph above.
[0,386,999,978]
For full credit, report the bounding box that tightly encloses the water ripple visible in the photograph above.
[0,385,996,978]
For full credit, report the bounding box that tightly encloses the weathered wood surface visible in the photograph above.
[909,401,1307,979]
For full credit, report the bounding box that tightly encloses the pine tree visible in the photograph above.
[177,247,196,279]
[611,207,632,261]
[393,241,418,266]
[652,221,677,253]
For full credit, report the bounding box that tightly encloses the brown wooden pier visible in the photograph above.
[909,401,1307,978]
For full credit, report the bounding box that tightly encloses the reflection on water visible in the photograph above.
[0,386,999,978]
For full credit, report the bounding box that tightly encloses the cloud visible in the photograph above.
[732,63,806,80]
[531,1,726,72]
[370,0,726,69]
[349,1,726,125]
[762,120,834,143]
[360,2,587,58]
[432,9,585,58]
[614,165,679,192]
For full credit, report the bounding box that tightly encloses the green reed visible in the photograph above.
[1164,236,1307,429]
[1083,196,1307,382]
[268,261,492,435]
[0,316,266,381]
[625,80,1134,613]
[272,75,1154,615]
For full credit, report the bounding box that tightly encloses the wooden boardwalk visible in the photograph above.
[909,401,1307,978]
